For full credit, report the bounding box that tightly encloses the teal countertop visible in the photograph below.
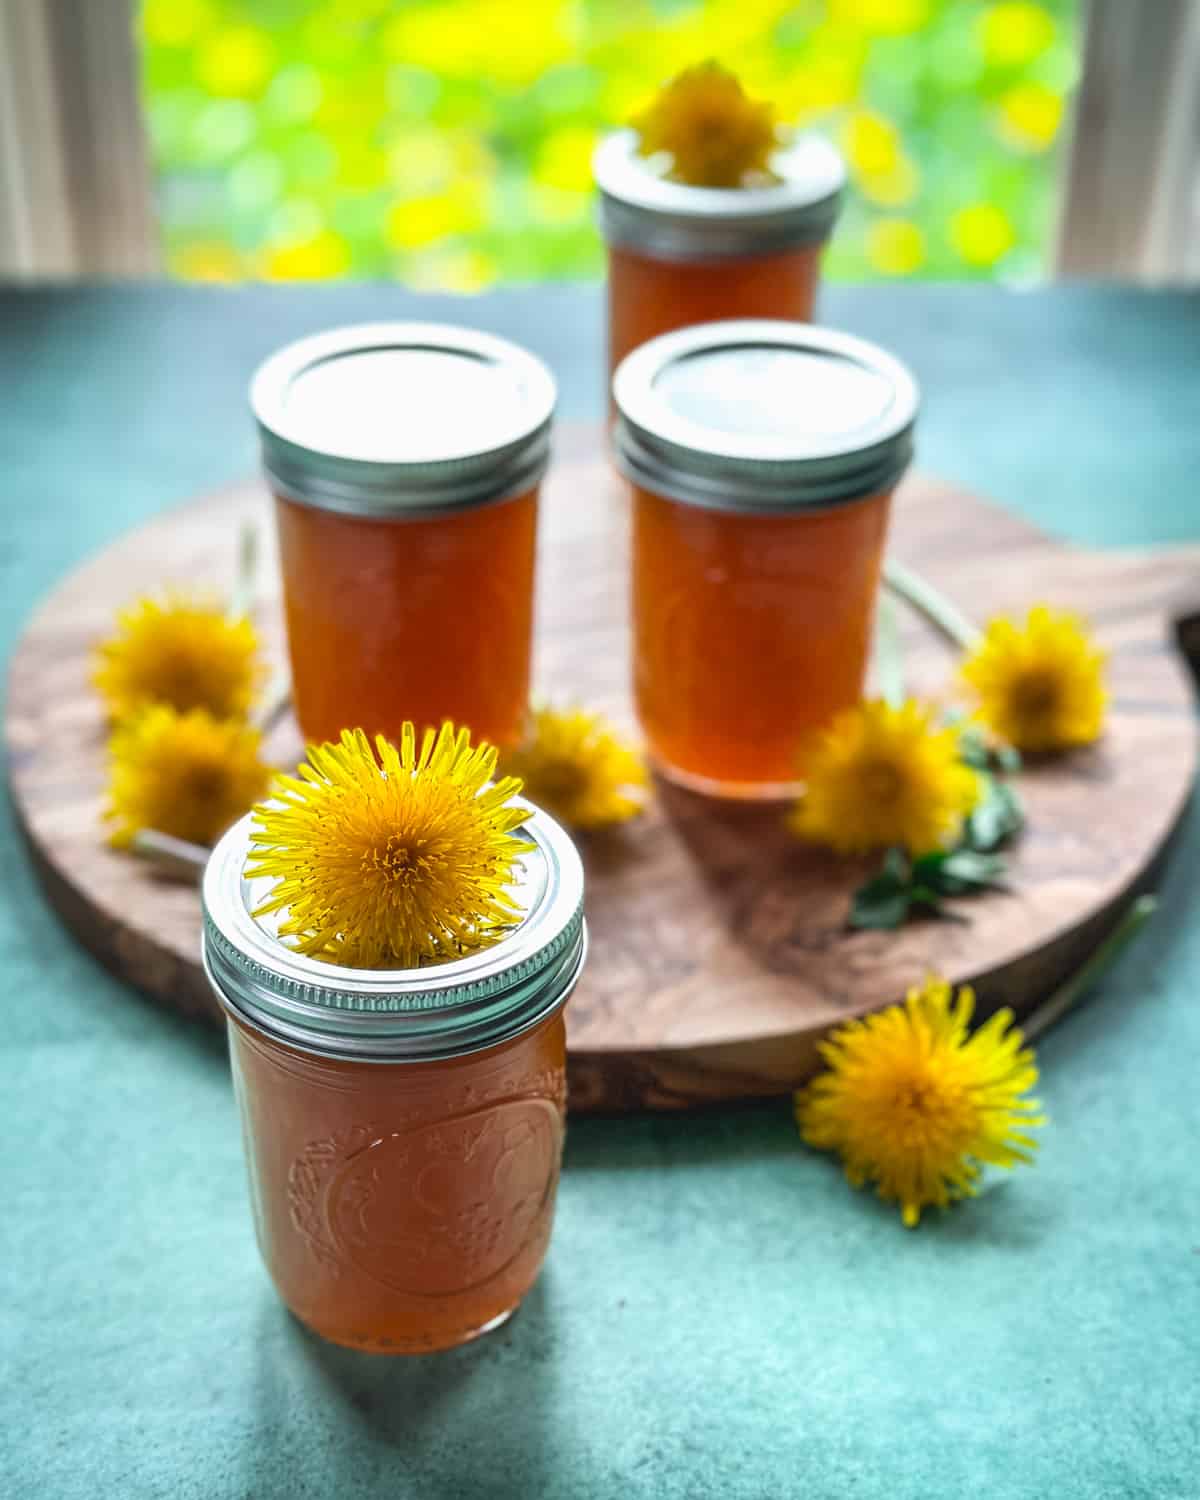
[2,283,1199,1499]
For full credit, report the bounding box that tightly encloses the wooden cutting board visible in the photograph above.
[7,426,1198,1110]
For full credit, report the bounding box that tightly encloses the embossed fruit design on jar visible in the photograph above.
[251,324,556,749]
[613,320,919,799]
[202,801,585,1355]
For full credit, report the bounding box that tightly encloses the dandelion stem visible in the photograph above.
[254,669,293,735]
[884,558,980,653]
[230,521,258,621]
[130,828,209,880]
[1021,894,1157,1042]
[875,591,906,708]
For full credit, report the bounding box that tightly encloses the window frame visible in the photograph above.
[0,0,157,277]
[3,0,1198,282]
[1056,0,1200,280]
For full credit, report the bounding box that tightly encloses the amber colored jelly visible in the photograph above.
[614,320,917,797]
[607,241,823,377]
[251,322,555,751]
[275,486,537,749]
[631,483,893,794]
[228,1005,567,1355]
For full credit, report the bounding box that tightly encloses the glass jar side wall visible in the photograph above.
[275,486,539,749]
[606,242,823,378]
[630,482,893,797]
[228,1007,567,1355]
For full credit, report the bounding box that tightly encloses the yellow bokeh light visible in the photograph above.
[842,110,902,180]
[262,230,351,281]
[950,202,1016,266]
[387,130,458,196]
[335,139,390,192]
[980,2,1056,68]
[451,135,497,179]
[774,61,861,122]
[859,154,919,207]
[998,81,1064,151]
[313,74,389,131]
[196,25,274,99]
[866,218,926,275]
[383,0,575,88]
[828,0,930,36]
[331,0,395,18]
[386,181,489,250]
[299,11,369,68]
[141,0,214,48]
[534,126,600,193]
[601,69,657,125]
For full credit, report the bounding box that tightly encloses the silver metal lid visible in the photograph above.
[612,320,919,514]
[201,799,586,1062]
[593,128,844,261]
[250,322,557,517]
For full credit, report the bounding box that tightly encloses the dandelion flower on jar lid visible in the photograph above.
[247,723,535,970]
[105,706,271,849]
[632,61,778,188]
[93,594,261,721]
[501,705,648,831]
[962,604,1107,752]
[796,976,1044,1228]
[789,699,980,857]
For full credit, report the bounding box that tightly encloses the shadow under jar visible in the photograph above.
[202,803,586,1355]
[251,324,556,749]
[613,320,919,800]
[594,129,844,381]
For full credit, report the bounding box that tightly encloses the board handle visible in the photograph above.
[1172,594,1200,685]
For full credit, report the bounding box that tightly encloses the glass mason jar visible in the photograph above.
[593,129,844,380]
[613,320,919,799]
[202,803,586,1355]
[250,324,556,749]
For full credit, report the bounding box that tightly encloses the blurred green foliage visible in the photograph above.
[139,0,1079,289]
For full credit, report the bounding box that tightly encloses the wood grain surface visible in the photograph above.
[6,426,1198,1110]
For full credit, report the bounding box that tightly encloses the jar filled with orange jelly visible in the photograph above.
[613,320,919,799]
[251,324,556,748]
[202,803,585,1355]
[593,129,845,378]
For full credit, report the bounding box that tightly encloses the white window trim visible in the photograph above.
[1056,0,1200,279]
[0,0,157,277]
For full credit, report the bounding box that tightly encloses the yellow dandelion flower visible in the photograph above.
[248,723,534,970]
[501,705,648,831]
[797,976,1043,1227]
[632,61,778,188]
[962,605,1107,752]
[790,699,980,857]
[93,596,260,721]
[106,706,271,849]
